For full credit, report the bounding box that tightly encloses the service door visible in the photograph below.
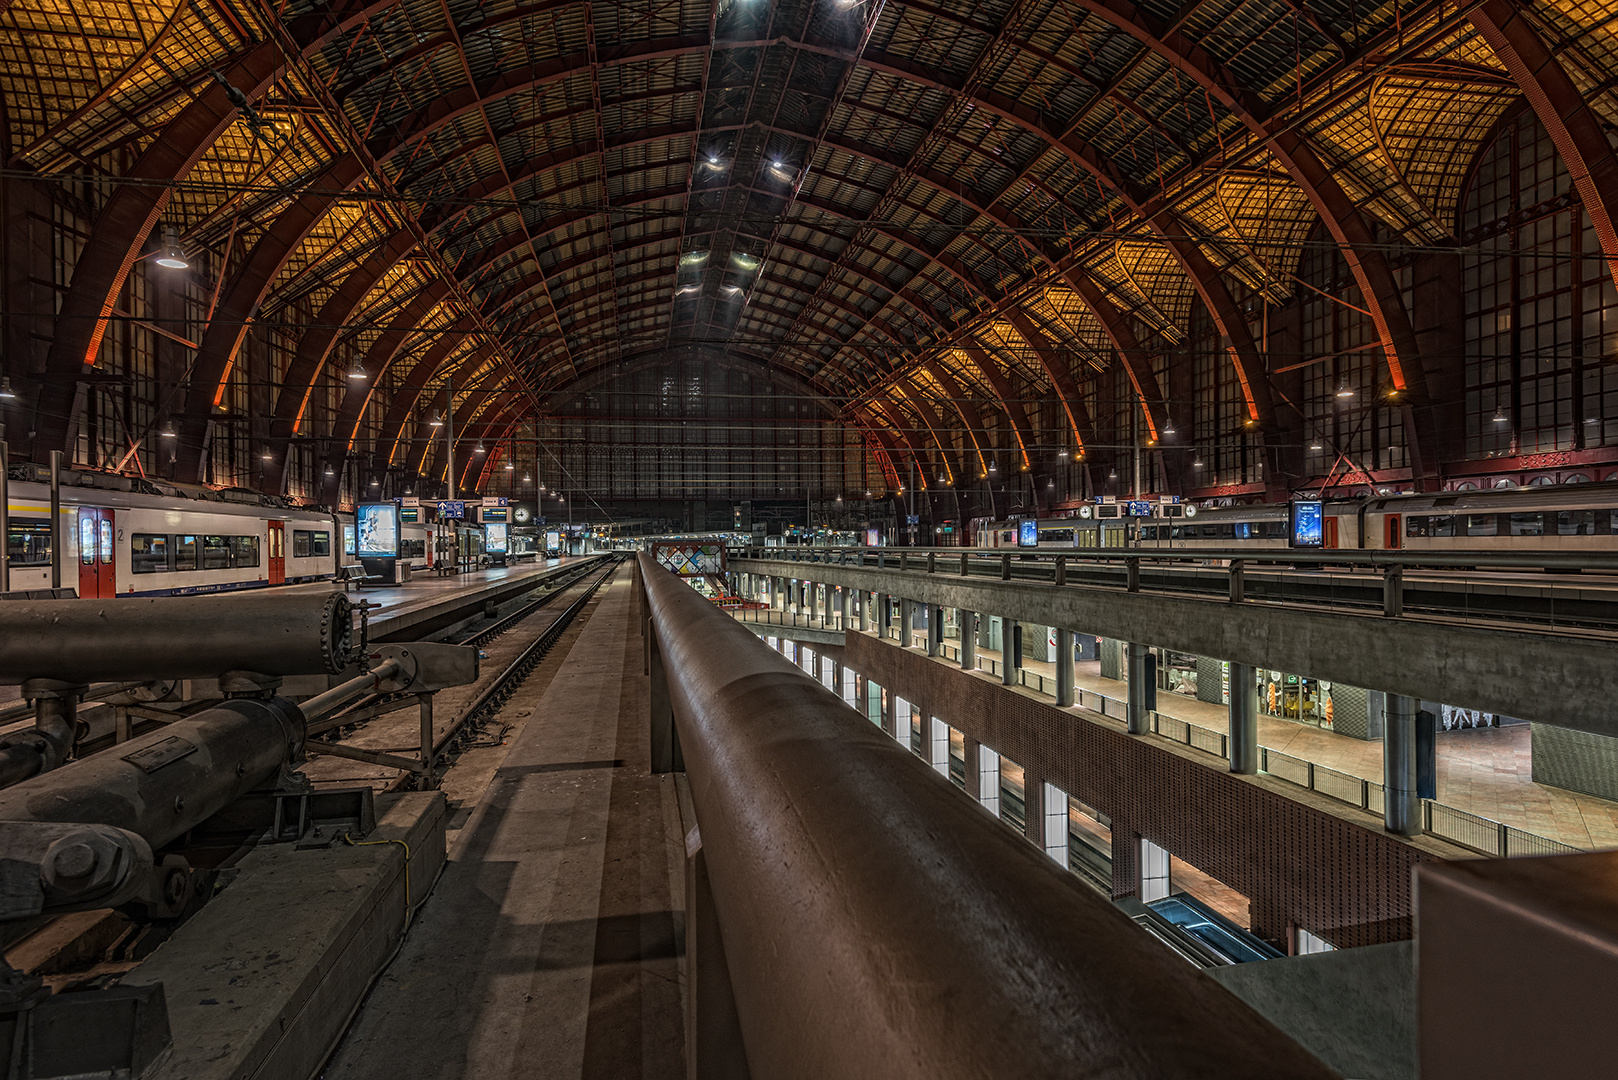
[1385,515,1402,550]
[1324,517,1339,549]
[267,521,286,585]
[76,508,115,598]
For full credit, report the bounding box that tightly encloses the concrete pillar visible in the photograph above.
[1125,641,1150,735]
[1055,628,1074,707]
[959,610,976,670]
[808,580,818,623]
[840,586,852,629]
[1001,621,1018,687]
[1384,692,1421,836]
[876,593,889,638]
[899,598,914,648]
[1023,772,1045,848]
[1229,662,1258,774]
[927,605,942,657]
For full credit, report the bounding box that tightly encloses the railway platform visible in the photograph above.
[322,561,686,1080]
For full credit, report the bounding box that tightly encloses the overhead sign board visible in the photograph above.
[437,500,467,520]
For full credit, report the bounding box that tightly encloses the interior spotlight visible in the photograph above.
[154,228,189,270]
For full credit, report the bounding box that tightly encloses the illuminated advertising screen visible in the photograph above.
[865,528,881,547]
[485,522,509,553]
[1290,500,1325,548]
[1017,519,1039,547]
[545,530,562,554]
[357,503,399,558]
[343,524,356,557]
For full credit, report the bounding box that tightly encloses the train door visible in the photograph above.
[1385,515,1402,550]
[267,521,285,585]
[76,508,115,598]
[1323,517,1339,549]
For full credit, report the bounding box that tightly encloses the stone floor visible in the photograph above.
[735,608,1618,852]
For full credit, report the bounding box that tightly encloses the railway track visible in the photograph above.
[301,556,624,792]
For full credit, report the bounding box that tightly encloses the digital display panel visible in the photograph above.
[481,507,507,522]
[343,524,356,557]
[546,530,562,554]
[865,528,881,547]
[1290,500,1325,548]
[1125,500,1153,517]
[399,506,419,523]
[1017,519,1039,547]
[485,522,509,553]
[357,503,399,558]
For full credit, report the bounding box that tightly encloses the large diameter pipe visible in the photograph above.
[0,592,355,683]
[0,697,305,849]
[636,554,1332,1080]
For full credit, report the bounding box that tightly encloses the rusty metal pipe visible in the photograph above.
[0,593,356,683]
[637,553,1334,1080]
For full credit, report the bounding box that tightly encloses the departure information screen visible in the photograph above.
[1290,500,1325,547]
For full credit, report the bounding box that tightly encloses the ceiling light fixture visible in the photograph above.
[348,361,367,380]
[428,410,443,427]
[160,420,176,438]
[0,377,15,400]
[475,442,486,453]
[1493,407,1509,424]
[1335,380,1353,398]
[154,228,189,270]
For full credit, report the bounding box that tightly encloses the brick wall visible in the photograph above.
[846,632,1446,950]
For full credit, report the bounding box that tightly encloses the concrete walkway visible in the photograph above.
[324,565,685,1080]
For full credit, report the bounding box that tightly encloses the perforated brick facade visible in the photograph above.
[846,632,1448,951]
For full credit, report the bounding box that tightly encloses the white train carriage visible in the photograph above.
[5,469,343,597]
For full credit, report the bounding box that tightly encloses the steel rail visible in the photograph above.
[637,553,1333,1079]
[432,558,620,762]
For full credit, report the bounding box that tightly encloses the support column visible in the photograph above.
[863,590,874,632]
[1055,628,1074,707]
[959,610,976,670]
[1001,621,1018,687]
[899,598,914,648]
[808,581,818,624]
[927,605,942,657]
[876,593,889,639]
[1229,662,1258,774]
[1023,772,1045,849]
[962,735,981,799]
[1384,692,1421,836]
[840,586,852,629]
[1125,641,1151,735]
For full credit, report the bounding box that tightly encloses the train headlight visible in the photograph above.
[1184,505,1198,518]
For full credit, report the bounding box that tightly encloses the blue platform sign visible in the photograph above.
[1125,500,1153,517]
[1290,500,1325,547]
[437,500,467,520]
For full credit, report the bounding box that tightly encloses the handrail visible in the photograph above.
[637,553,1334,1079]
[736,543,1618,573]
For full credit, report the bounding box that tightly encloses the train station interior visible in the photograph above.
[2,0,1618,1075]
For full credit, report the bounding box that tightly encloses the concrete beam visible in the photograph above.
[739,558,1618,738]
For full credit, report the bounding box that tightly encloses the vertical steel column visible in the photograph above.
[1228,662,1258,774]
[417,693,437,789]
[899,598,914,648]
[1384,692,1421,835]
[1055,628,1075,707]
[959,610,976,670]
[1125,642,1150,734]
[49,450,63,590]
[927,605,942,657]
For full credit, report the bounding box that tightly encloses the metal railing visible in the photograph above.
[735,544,1618,634]
[640,554,1336,1078]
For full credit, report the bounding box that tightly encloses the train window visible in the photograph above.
[311,531,330,557]
[1508,513,1544,536]
[1464,514,1499,537]
[230,535,260,568]
[1265,522,1289,539]
[201,535,231,570]
[175,535,197,571]
[293,530,312,558]
[79,517,95,565]
[1216,524,1236,540]
[1042,528,1074,544]
[99,519,113,563]
[1140,526,1158,540]
[1406,516,1428,537]
[131,534,170,574]
[1557,510,1595,536]
[7,521,51,567]
[1431,516,1455,537]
